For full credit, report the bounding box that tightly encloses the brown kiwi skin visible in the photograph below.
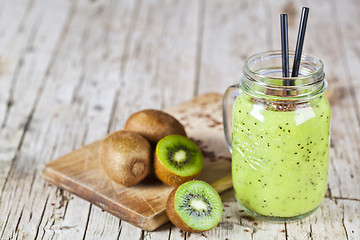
[166,186,207,233]
[154,150,200,187]
[124,109,187,147]
[99,130,152,186]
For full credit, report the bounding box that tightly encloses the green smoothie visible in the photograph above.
[232,94,331,218]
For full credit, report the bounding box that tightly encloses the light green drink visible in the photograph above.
[223,51,331,221]
[232,95,330,218]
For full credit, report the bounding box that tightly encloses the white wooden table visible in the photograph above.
[0,0,359,239]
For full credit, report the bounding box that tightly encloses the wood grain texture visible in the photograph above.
[43,141,172,232]
[42,93,232,231]
[0,0,359,239]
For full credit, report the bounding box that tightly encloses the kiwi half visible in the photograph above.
[154,135,203,187]
[99,130,152,186]
[166,180,223,232]
[124,109,187,147]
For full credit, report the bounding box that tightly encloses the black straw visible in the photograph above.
[291,7,310,77]
[280,14,290,79]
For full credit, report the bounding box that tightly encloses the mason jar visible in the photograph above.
[223,50,331,221]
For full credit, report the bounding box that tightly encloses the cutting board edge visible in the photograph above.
[41,166,168,231]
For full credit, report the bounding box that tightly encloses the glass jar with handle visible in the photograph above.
[223,50,331,221]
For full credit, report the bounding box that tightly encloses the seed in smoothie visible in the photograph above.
[232,95,330,218]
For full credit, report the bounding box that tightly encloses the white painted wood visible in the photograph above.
[342,200,360,240]
[0,0,32,127]
[108,0,200,133]
[143,224,171,240]
[1,0,200,238]
[119,221,143,240]
[84,206,121,240]
[198,0,270,95]
[0,0,359,239]
[286,198,349,239]
[34,0,136,238]
[325,0,360,199]
[0,1,73,239]
[0,0,69,190]
[302,0,360,199]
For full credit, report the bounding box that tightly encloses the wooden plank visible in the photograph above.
[32,0,137,239]
[0,0,358,239]
[286,198,350,239]
[107,0,200,132]
[0,0,73,239]
[198,0,270,95]
[0,0,33,127]
[1,0,202,238]
[0,0,61,189]
[69,0,141,238]
[342,199,360,240]
[0,0,125,239]
[88,0,202,237]
[326,0,360,200]
[302,0,360,199]
[330,0,360,113]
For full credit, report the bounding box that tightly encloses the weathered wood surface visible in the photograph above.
[0,0,359,239]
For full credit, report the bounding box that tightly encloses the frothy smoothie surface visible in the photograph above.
[232,95,331,218]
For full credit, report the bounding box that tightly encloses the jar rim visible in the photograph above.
[244,50,324,81]
[240,50,327,101]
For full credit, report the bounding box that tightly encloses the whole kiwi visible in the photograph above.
[124,109,187,147]
[99,130,152,186]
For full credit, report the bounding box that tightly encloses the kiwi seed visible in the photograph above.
[166,180,223,232]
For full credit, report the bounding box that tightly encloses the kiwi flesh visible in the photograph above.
[99,130,152,186]
[166,180,223,232]
[154,135,203,187]
[124,109,187,147]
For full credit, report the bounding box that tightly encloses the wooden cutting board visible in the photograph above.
[42,93,233,231]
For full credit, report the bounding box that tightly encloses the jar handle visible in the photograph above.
[222,84,240,153]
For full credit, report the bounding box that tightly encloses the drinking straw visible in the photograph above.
[280,14,290,80]
[291,7,310,77]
